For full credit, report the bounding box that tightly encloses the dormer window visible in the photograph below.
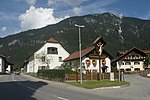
[47,47,58,54]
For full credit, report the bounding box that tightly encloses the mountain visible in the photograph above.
[0,12,150,68]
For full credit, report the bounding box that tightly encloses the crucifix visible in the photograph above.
[97,42,103,56]
[97,41,103,80]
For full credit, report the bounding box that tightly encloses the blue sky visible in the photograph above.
[0,0,150,37]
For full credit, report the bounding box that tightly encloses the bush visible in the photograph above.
[37,69,65,82]
[37,69,74,82]
[64,69,76,74]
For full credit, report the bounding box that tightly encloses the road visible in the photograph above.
[0,74,150,100]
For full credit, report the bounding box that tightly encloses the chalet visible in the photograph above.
[63,37,113,73]
[112,47,147,72]
[25,38,70,73]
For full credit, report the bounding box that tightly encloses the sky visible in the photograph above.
[0,0,150,37]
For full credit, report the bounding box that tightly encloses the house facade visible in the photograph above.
[63,37,113,73]
[0,55,6,74]
[113,47,147,72]
[0,54,13,74]
[26,38,70,73]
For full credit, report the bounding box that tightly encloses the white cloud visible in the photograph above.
[19,6,69,31]
[73,7,82,15]
[24,0,36,5]
[1,26,7,32]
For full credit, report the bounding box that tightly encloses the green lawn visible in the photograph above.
[66,80,129,89]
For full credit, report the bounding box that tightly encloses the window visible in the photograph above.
[69,62,72,66]
[121,62,124,65]
[59,57,62,62]
[125,61,131,65]
[38,66,46,70]
[41,56,45,62]
[47,47,58,54]
[134,62,140,65]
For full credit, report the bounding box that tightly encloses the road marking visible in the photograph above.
[27,86,36,91]
[52,95,69,100]
[57,96,69,100]
[27,86,39,92]
[17,82,22,85]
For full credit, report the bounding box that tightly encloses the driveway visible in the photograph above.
[22,73,150,100]
[89,74,150,100]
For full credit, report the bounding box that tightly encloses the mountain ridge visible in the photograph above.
[0,12,150,68]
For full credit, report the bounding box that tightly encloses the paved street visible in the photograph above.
[90,74,150,100]
[0,74,150,100]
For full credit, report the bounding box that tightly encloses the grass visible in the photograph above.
[66,80,129,89]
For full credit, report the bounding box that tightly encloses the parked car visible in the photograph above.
[14,69,20,75]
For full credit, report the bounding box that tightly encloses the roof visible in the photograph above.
[64,46,113,61]
[112,47,146,63]
[92,36,107,46]
[117,50,128,55]
[0,54,6,58]
[63,46,95,61]
[25,38,60,62]
[0,54,14,65]
[47,38,59,43]
[142,50,150,54]
[117,49,150,55]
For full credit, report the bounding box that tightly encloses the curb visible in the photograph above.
[94,84,130,90]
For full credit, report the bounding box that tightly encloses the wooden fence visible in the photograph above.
[65,72,119,81]
[140,69,150,77]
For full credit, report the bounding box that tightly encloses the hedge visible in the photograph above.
[37,69,75,82]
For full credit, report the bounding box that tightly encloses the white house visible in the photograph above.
[0,55,5,74]
[63,46,113,73]
[63,37,113,73]
[112,47,147,72]
[26,38,70,73]
[0,54,13,74]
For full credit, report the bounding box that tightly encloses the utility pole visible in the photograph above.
[75,24,84,84]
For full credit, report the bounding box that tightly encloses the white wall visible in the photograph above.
[6,65,11,73]
[105,57,111,72]
[117,61,144,71]
[0,58,2,73]
[82,57,111,73]
[27,42,69,73]
[27,60,34,73]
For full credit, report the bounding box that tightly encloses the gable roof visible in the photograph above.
[0,54,14,65]
[0,54,5,58]
[25,38,60,62]
[92,36,107,46]
[47,38,59,43]
[112,47,146,63]
[117,49,150,55]
[63,46,95,61]
[63,46,113,62]
[142,50,150,54]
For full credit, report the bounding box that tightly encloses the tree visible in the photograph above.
[35,51,53,69]
[144,54,150,68]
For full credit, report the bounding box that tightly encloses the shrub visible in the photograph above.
[37,69,74,82]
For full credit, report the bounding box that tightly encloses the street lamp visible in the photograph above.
[75,24,84,84]
[118,61,121,81]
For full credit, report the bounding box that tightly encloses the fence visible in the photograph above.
[140,69,150,77]
[65,72,119,81]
